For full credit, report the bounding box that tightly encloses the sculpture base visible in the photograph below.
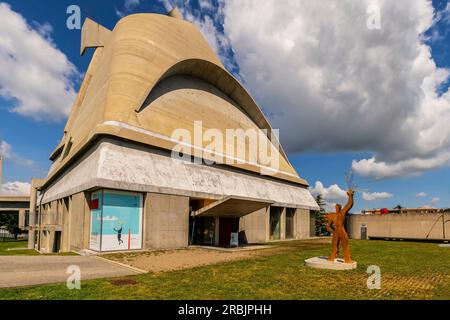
[305,256,357,270]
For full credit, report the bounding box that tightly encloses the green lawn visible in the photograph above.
[1,239,449,300]
[0,240,38,256]
[0,240,77,256]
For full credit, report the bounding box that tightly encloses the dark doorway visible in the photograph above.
[53,231,61,253]
[286,208,296,239]
[219,218,239,247]
[190,217,216,246]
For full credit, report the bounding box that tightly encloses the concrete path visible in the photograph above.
[0,256,142,288]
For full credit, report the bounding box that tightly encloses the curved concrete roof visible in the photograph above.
[45,13,309,187]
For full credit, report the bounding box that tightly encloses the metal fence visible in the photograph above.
[0,229,28,242]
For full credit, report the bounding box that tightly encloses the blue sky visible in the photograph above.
[0,0,449,212]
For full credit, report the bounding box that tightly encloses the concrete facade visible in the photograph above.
[32,10,318,254]
[347,213,450,241]
[239,208,312,243]
[144,193,189,249]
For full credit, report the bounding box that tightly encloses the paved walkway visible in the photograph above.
[0,256,142,288]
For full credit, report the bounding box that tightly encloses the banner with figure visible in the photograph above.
[90,190,143,252]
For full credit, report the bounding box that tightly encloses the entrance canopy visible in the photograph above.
[192,196,273,218]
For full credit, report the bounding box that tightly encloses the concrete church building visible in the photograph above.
[31,9,318,253]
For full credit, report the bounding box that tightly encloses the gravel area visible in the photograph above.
[105,246,279,273]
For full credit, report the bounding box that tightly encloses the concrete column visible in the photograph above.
[214,217,220,246]
[18,209,26,230]
[295,209,311,239]
[82,193,91,249]
[280,208,286,240]
[28,179,44,249]
[68,192,89,251]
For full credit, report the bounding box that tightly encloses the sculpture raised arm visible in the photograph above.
[341,189,354,215]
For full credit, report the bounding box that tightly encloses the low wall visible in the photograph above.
[347,213,450,240]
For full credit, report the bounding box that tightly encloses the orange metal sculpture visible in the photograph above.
[326,189,354,263]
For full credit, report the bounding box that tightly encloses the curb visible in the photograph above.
[93,256,148,274]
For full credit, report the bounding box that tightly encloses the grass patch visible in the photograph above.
[0,239,449,300]
[0,240,78,256]
[0,240,38,256]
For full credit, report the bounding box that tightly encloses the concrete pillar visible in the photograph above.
[265,207,271,242]
[295,209,311,239]
[214,217,220,246]
[68,192,89,251]
[280,208,286,240]
[18,209,26,230]
[28,179,44,249]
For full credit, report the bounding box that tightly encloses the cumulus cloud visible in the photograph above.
[310,181,347,202]
[224,0,450,179]
[158,0,173,12]
[431,197,440,207]
[0,139,33,167]
[116,0,142,17]
[180,0,450,180]
[352,153,450,179]
[362,191,393,201]
[0,3,78,121]
[0,181,31,196]
[0,140,12,159]
[198,0,214,11]
[416,192,428,198]
[310,181,352,211]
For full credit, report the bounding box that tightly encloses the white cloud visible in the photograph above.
[362,192,393,201]
[215,0,450,180]
[158,0,173,12]
[0,139,33,167]
[0,3,78,121]
[416,192,428,198]
[0,181,31,196]
[116,0,143,17]
[125,0,140,9]
[0,140,12,159]
[310,181,351,212]
[310,181,347,202]
[352,152,450,180]
[431,197,440,207]
[198,0,213,11]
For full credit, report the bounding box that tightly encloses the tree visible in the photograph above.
[394,205,404,213]
[0,213,21,240]
[314,194,327,236]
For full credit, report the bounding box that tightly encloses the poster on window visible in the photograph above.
[100,191,143,252]
[89,190,143,252]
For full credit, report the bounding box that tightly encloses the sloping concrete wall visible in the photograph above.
[347,213,450,240]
